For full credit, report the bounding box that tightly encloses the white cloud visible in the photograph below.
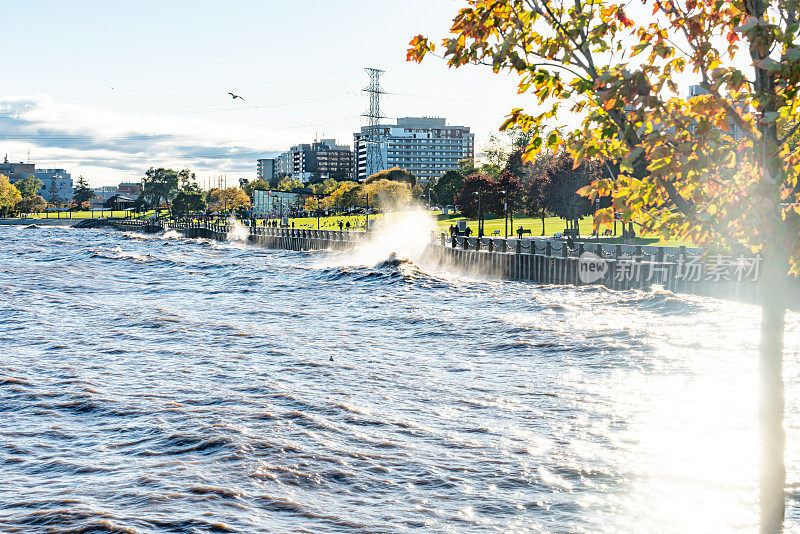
[0,95,284,187]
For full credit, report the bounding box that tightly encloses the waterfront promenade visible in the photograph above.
[109,218,777,307]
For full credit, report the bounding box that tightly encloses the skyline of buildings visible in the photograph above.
[257,116,475,185]
[0,156,74,204]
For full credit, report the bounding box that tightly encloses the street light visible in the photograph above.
[500,189,507,239]
[472,187,484,238]
[365,192,371,232]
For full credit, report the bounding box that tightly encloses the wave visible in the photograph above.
[317,252,448,288]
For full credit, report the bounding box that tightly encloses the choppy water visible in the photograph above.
[1,223,800,533]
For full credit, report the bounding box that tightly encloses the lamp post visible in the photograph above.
[500,189,508,239]
[365,192,370,232]
[472,187,484,238]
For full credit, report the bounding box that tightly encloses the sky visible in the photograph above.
[1,0,535,187]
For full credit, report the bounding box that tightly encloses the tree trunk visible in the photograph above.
[541,215,545,236]
[760,251,787,534]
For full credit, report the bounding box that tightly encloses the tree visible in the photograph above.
[433,169,465,207]
[410,1,800,529]
[72,176,94,207]
[520,152,554,235]
[363,179,413,210]
[173,190,206,217]
[542,151,597,231]
[276,177,304,192]
[454,174,501,219]
[458,158,478,177]
[15,175,43,199]
[0,175,22,217]
[478,134,512,178]
[243,178,270,198]
[328,181,363,211]
[15,195,46,214]
[311,177,339,196]
[207,187,250,215]
[141,168,179,208]
[365,166,417,186]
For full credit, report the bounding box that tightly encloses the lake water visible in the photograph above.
[1,222,799,533]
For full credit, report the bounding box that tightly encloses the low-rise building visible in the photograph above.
[0,157,35,181]
[252,189,301,217]
[91,186,119,209]
[118,182,142,196]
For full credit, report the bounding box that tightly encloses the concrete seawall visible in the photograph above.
[114,219,364,252]
[109,218,795,308]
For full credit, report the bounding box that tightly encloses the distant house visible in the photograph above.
[104,194,137,210]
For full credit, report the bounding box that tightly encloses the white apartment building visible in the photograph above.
[35,169,73,204]
[353,117,474,182]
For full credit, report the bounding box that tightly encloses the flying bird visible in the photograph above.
[227,92,245,101]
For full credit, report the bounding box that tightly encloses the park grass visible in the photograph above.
[283,210,691,246]
[15,207,691,246]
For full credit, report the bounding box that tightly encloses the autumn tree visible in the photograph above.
[243,178,270,198]
[15,195,46,214]
[363,179,413,209]
[454,173,501,219]
[0,175,22,217]
[276,176,304,192]
[410,1,800,530]
[207,187,250,215]
[365,167,417,186]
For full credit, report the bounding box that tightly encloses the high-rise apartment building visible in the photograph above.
[353,117,474,182]
[275,139,353,183]
[256,158,276,183]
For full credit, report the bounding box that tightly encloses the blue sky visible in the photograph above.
[1,0,528,186]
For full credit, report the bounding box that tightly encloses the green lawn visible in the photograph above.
[14,208,690,246]
[285,213,378,231]
[279,211,691,246]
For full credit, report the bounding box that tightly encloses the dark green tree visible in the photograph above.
[72,176,94,206]
[432,170,464,207]
[16,175,43,198]
[172,190,205,217]
[141,168,179,208]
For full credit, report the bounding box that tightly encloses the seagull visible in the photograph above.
[227,92,245,101]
